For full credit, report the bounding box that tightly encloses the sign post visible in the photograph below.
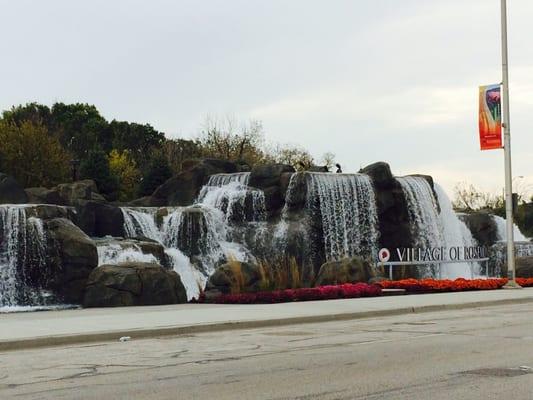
[500,0,520,288]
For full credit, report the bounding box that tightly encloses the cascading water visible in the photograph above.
[197,173,266,223]
[397,177,443,249]
[306,173,380,262]
[492,215,528,241]
[97,242,158,265]
[0,205,50,310]
[434,184,481,278]
[398,177,480,278]
[122,207,162,242]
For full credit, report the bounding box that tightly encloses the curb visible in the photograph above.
[2,296,533,352]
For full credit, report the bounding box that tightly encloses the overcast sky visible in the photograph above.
[1,0,531,196]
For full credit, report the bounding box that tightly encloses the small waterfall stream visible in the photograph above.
[492,214,528,241]
[397,177,480,278]
[0,205,50,310]
[306,173,380,262]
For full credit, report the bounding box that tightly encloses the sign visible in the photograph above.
[478,84,503,150]
[378,248,390,263]
[377,246,488,263]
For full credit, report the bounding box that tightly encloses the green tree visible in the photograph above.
[0,121,70,187]
[139,155,172,196]
[109,120,165,168]
[2,103,52,128]
[79,148,119,200]
[50,103,109,157]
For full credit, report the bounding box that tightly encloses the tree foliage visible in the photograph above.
[0,121,70,187]
[197,116,268,167]
[108,149,141,201]
[139,154,173,197]
[79,149,119,200]
[0,103,337,201]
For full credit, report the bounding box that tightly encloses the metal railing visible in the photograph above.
[377,258,491,280]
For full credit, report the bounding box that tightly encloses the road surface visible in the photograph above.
[2,302,533,399]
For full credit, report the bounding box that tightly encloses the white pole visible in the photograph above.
[501,0,520,288]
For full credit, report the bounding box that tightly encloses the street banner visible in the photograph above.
[478,84,503,150]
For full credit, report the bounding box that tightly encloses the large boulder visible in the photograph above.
[458,212,499,247]
[45,218,98,303]
[25,180,104,206]
[55,180,106,205]
[249,164,295,189]
[151,159,237,206]
[360,162,394,187]
[20,204,74,220]
[248,164,295,216]
[0,173,28,204]
[83,262,187,307]
[74,200,125,237]
[25,187,65,205]
[205,261,264,296]
[360,162,414,267]
[282,172,307,212]
[314,257,380,286]
[25,179,115,237]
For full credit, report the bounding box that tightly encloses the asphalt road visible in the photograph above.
[2,302,533,399]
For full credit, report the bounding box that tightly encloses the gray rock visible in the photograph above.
[25,187,65,205]
[55,180,105,205]
[360,162,394,187]
[83,262,187,307]
[152,159,237,206]
[205,261,264,296]
[315,257,380,286]
[74,200,125,237]
[0,173,28,204]
[249,164,295,189]
[45,218,98,303]
[458,212,499,247]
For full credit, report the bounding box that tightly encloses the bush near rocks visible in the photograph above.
[83,262,187,307]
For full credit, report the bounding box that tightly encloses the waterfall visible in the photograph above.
[164,248,206,301]
[306,173,380,262]
[397,177,443,250]
[121,207,162,242]
[435,184,480,278]
[492,215,528,241]
[97,242,158,265]
[0,205,49,309]
[197,173,266,223]
[119,202,251,299]
[397,178,480,278]
[202,172,251,187]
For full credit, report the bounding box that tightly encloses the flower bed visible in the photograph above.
[204,283,382,304]
[379,278,533,293]
[198,278,533,304]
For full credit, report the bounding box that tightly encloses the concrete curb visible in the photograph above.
[3,296,533,352]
